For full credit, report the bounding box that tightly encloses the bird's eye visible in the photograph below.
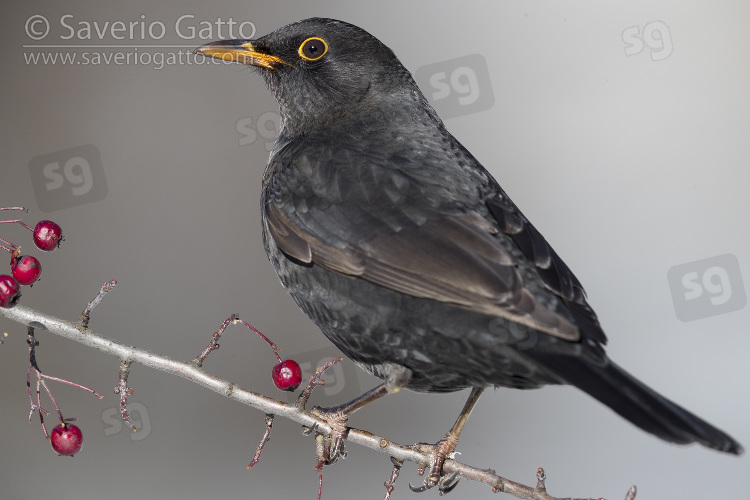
[298,37,328,61]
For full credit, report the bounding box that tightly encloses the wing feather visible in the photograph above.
[266,202,580,340]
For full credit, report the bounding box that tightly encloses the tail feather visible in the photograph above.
[528,352,743,455]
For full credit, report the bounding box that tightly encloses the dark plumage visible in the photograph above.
[196,18,742,456]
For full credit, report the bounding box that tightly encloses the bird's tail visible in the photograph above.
[527,352,743,455]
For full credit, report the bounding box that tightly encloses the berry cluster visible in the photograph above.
[0,207,63,308]
[26,327,101,457]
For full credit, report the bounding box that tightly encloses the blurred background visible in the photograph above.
[1,1,748,498]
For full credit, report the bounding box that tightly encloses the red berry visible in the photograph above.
[50,423,83,456]
[11,255,42,286]
[33,220,63,251]
[272,359,302,391]
[0,275,21,308]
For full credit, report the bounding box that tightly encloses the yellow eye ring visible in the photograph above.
[298,37,328,61]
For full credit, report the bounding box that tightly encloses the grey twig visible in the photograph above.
[383,456,404,500]
[77,279,117,330]
[296,356,342,411]
[193,314,281,368]
[247,414,274,469]
[114,358,136,429]
[1,304,635,500]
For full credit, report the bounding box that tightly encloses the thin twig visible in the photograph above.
[25,326,103,438]
[194,314,281,367]
[296,357,342,411]
[247,414,274,469]
[0,205,34,233]
[0,236,19,252]
[77,279,117,330]
[1,304,635,500]
[315,457,325,500]
[114,358,135,429]
[383,457,403,500]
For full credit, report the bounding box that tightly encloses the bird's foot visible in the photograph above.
[304,370,412,465]
[409,433,461,495]
[408,387,483,495]
[308,407,349,464]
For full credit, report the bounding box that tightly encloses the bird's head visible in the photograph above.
[195,18,431,133]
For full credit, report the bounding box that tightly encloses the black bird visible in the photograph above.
[196,17,742,490]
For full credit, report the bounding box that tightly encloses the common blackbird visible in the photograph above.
[196,17,742,489]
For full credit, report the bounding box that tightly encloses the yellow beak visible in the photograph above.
[194,40,288,68]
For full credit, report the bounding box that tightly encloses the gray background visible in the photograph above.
[2,1,748,499]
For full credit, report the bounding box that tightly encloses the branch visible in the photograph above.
[1,304,634,499]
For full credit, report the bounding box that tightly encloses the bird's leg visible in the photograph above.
[310,363,411,464]
[411,386,485,494]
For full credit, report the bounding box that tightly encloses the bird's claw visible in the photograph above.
[302,422,318,436]
[437,471,461,495]
[409,471,460,495]
[409,434,462,494]
[310,406,349,465]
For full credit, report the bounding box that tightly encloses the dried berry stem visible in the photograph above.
[0,207,33,241]
[383,457,403,500]
[315,456,325,500]
[37,372,104,398]
[25,326,103,438]
[194,314,281,366]
[0,219,34,231]
[0,236,19,252]
[247,414,274,469]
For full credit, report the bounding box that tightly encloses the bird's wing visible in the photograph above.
[486,199,607,345]
[266,200,581,341]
